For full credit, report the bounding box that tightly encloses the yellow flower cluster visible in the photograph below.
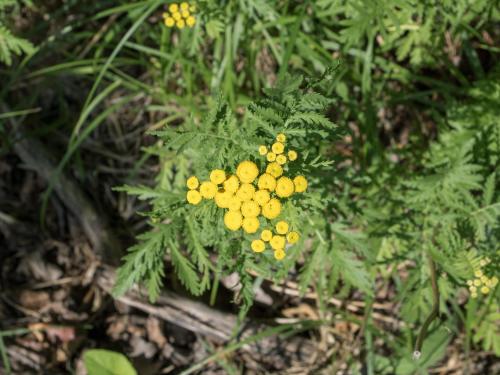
[251,222,300,260]
[162,2,196,29]
[186,133,308,261]
[466,258,497,298]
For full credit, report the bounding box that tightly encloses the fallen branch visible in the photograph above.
[97,266,319,370]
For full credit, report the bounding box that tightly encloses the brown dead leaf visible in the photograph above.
[146,317,166,348]
[19,290,50,310]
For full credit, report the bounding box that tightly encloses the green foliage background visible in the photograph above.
[1,0,499,373]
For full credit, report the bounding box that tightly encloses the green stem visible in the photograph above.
[413,254,440,359]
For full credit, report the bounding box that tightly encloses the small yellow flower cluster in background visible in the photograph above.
[251,222,300,260]
[258,133,298,166]
[185,133,308,261]
[466,258,497,298]
[163,2,196,29]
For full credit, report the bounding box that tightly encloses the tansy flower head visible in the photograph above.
[266,152,276,162]
[258,145,268,155]
[200,181,217,199]
[270,235,286,250]
[275,221,289,235]
[227,195,242,211]
[180,2,189,11]
[169,3,179,12]
[251,239,265,253]
[480,286,490,294]
[177,19,185,28]
[293,175,308,193]
[276,133,286,143]
[274,249,286,260]
[186,176,199,189]
[186,15,196,27]
[254,189,270,206]
[258,173,276,191]
[236,183,256,201]
[242,217,260,233]
[223,175,239,193]
[241,200,260,217]
[287,231,299,244]
[224,211,243,231]
[173,12,182,20]
[276,154,287,165]
[262,198,281,219]
[210,169,226,185]
[266,162,283,178]
[164,17,175,27]
[275,176,294,198]
[187,190,202,205]
[215,190,232,208]
[272,142,285,154]
[261,229,273,242]
[236,160,259,183]
[288,150,297,161]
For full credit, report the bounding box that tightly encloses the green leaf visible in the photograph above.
[83,349,137,375]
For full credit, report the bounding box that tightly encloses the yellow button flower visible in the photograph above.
[186,190,202,205]
[276,133,286,143]
[236,183,256,201]
[242,217,260,234]
[474,270,483,278]
[227,195,242,211]
[490,276,498,286]
[257,173,276,191]
[276,154,287,165]
[169,3,179,13]
[293,175,308,193]
[272,142,284,154]
[251,239,265,253]
[262,198,281,219]
[274,249,286,260]
[200,181,217,199]
[210,169,226,184]
[287,231,299,244]
[241,200,260,217]
[275,221,289,234]
[473,279,481,286]
[270,235,285,250]
[165,17,175,27]
[275,176,294,198]
[480,286,490,294]
[261,229,273,242]
[258,145,268,155]
[224,211,243,231]
[186,16,196,27]
[254,190,270,206]
[181,10,190,18]
[189,4,196,12]
[223,175,239,193]
[177,19,185,28]
[180,2,189,11]
[266,152,276,162]
[186,176,199,189]
[266,162,283,178]
[215,190,232,208]
[288,150,297,161]
[173,11,182,20]
[236,161,259,183]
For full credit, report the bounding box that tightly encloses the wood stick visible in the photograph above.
[97,267,319,370]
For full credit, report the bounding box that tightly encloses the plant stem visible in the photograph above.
[413,254,440,359]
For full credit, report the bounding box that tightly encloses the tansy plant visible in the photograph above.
[112,74,357,313]
[162,2,196,29]
[185,133,306,261]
